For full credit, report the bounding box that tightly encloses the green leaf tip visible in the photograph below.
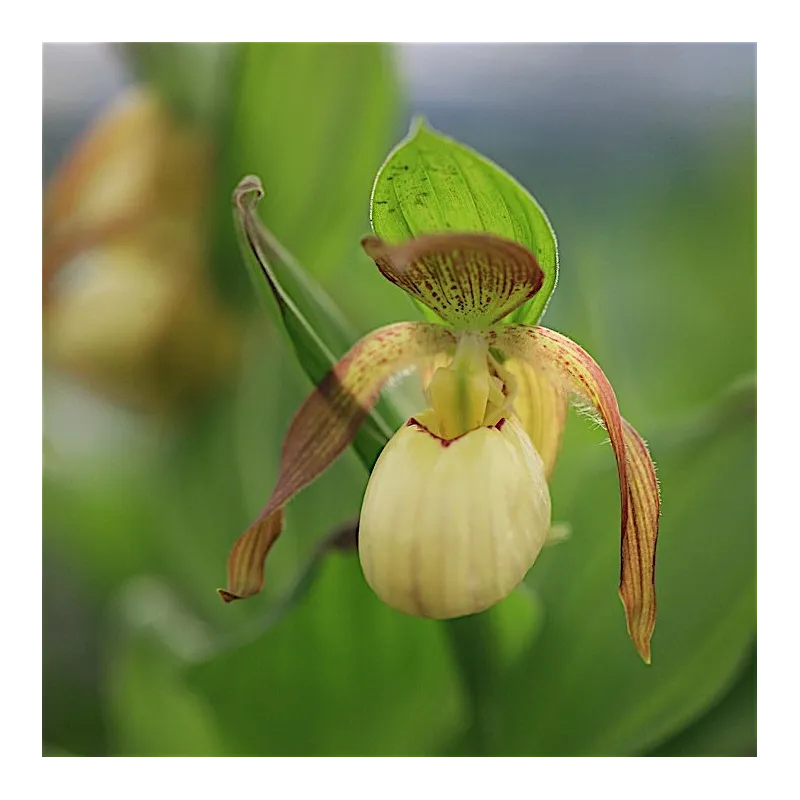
[232,174,265,209]
[408,114,429,136]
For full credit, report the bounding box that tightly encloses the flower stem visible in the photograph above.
[443,613,502,755]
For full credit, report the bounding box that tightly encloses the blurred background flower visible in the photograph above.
[43,87,240,411]
[42,43,755,756]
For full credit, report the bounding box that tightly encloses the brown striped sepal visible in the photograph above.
[492,324,660,663]
[219,321,455,602]
[361,233,544,331]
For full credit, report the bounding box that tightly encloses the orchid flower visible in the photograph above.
[221,178,660,663]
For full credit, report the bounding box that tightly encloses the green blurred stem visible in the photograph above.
[443,614,502,755]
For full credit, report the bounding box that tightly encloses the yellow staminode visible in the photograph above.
[426,332,491,438]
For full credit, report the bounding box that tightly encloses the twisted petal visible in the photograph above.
[362,233,544,330]
[619,419,660,661]
[493,324,660,662]
[220,321,456,602]
[502,356,567,479]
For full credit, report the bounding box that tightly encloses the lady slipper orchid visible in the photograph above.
[221,180,661,663]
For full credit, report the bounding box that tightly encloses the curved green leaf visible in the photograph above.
[233,176,401,470]
[370,119,558,325]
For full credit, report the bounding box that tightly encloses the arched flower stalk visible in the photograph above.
[221,178,660,663]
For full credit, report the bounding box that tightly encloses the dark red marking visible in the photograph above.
[405,417,508,447]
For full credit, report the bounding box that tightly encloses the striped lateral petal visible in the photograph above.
[502,356,567,480]
[220,321,455,603]
[492,324,660,662]
[619,419,660,660]
[362,233,544,331]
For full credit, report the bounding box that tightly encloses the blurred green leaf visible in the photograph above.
[106,578,230,756]
[124,43,234,127]
[558,135,756,425]
[480,384,756,755]
[43,467,157,598]
[212,43,400,301]
[43,553,109,756]
[186,554,466,755]
[648,644,755,756]
[43,393,268,629]
[370,119,559,325]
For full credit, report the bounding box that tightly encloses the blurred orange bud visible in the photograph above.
[43,87,241,411]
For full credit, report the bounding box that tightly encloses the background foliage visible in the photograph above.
[42,43,756,756]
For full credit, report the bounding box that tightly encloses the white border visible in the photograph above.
[7,22,781,776]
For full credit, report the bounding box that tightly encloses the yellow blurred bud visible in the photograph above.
[45,246,240,411]
[43,87,209,260]
[43,87,241,411]
[358,414,551,619]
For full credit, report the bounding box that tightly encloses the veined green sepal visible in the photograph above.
[369,119,559,325]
